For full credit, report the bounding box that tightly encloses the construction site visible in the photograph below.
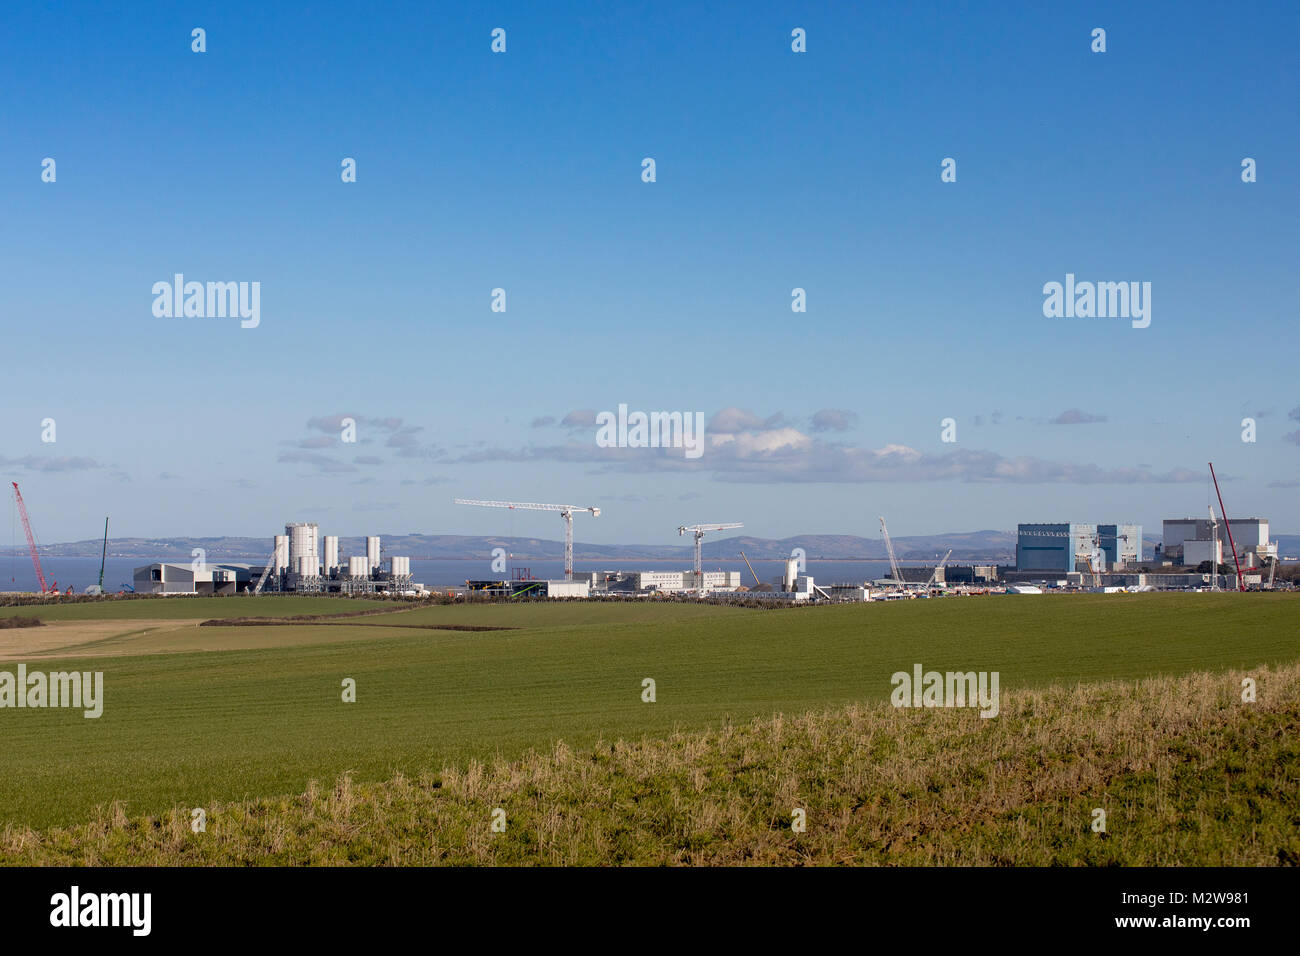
[4,460,1289,602]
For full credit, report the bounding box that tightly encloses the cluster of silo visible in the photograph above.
[264,523,414,593]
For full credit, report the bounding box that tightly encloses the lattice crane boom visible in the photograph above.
[927,549,953,588]
[1209,462,1245,591]
[878,517,904,589]
[11,482,49,594]
[455,498,601,581]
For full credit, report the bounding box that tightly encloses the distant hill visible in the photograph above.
[3,530,1020,562]
[1274,534,1300,560]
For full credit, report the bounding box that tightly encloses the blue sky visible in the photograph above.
[2,0,1297,545]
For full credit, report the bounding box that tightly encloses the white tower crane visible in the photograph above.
[1207,505,1220,591]
[879,516,905,590]
[455,499,600,581]
[677,522,743,591]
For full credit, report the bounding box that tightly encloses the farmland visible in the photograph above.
[1,593,1297,859]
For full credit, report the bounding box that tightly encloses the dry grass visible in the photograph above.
[4,660,1297,866]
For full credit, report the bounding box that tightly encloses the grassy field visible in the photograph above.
[4,660,1297,865]
[0,592,1297,840]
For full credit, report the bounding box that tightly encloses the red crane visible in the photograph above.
[1208,462,1246,592]
[11,482,51,594]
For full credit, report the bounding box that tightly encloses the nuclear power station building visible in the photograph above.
[1160,517,1275,568]
[1016,523,1142,573]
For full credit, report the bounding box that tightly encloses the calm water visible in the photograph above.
[1,556,914,592]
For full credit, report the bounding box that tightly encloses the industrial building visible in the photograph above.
[465,578,591,598]
[132,522,424,596]
[631,570,741,592]
[468,568,742,599]
[1160,517,1275,568]
[1016,523,1141,573]
[133,562,259,595]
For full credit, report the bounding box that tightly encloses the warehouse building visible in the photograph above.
[133,562,258,595]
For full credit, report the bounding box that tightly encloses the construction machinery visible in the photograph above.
[926,549,953,589]
[84,517,109,595]
[677,522,743,590]
[98,517,108,590]
[253,545,279,594]
[11,482,53,595]
[878,517,905,589]
[1208,462,1246,591]
[739,550,762,587]
[455,499,600,581]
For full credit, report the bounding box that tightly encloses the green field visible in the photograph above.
[2,593,1298,831]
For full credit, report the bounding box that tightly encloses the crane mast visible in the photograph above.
[677,523,743,590]
[11,482,50,594]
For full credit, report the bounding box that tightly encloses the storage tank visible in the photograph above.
[783,557,799,591]
[287,523,319,567]
[273,535,289,572]
[391,556,409,577]
[366,536,380,571]
[323,536,339,573]
[347,556,369,578]
[296,555,318,576]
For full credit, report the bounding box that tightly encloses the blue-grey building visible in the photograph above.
[1099,524,1142,567]
[1017,522,1142,573]
[1016,523,1089,572]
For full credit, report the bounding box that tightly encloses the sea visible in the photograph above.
[0,556,917,593]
